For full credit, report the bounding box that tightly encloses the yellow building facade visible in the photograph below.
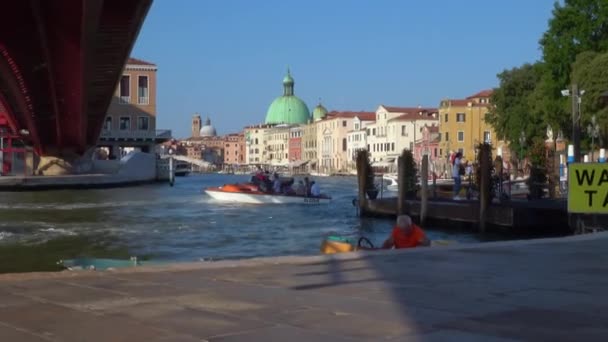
[438,90,499,162]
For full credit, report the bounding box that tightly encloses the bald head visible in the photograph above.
[396,215,413,234]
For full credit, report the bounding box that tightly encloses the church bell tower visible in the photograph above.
[192,114,201,138]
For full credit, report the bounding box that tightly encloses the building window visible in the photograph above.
[434,148,437,157]
[457,131,464,142]
[391,142,395,151]
[104,117,112,131]
[342,138,347,151]
[372,128,376,136]
[483,131,491,143]
[138,76,149,104]
[355,123,359,130]
[456,113,466,122]
[445,132,449,141]
[119,75,130,104]
[439,148,442,156]
[119,117,130,130]
[342,121,347,127]
[444,113,448,122]
[137,116,149,130]
[401,125,406,136]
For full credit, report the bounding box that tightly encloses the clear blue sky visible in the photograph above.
[131,0,556,138]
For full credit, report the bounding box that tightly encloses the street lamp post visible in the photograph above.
[519,131,526,163]
[561,86,585,162]
[587,115,600,161]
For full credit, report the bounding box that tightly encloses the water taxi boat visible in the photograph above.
[174,161,191,177]
[205,183,331,204]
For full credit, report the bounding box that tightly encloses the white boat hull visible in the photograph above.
[205,190,331,204]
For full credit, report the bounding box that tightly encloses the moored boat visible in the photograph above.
[205,183,331,204]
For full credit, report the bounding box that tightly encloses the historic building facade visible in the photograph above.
[346,114,376,170]
[223,133,245,165]
[366,106,439,167]
[98,58,171,158]
[438,90,498,164]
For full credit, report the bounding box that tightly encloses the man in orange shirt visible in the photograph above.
[382,215,430,249]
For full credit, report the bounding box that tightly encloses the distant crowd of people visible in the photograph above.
[251,170,321,197]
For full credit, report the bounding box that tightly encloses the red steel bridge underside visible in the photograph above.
[0,0,152,157]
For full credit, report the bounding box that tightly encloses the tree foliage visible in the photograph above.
[487,63,544,158]
[538,0,608,137]
[571,51,608,147]
[487,0,608,150]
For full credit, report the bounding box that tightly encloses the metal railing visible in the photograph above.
[138,96,149,105]
[99,129,156,139]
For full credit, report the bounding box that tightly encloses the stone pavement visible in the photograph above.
[1,233,608,341]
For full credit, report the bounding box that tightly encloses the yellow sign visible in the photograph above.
[568,163,608,214]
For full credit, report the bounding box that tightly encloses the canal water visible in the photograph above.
[0,174,492,265]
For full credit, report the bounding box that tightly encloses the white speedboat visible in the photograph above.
[205,183,331,204]
[382,174,399,191]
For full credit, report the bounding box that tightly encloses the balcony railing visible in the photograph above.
[99,129,156,140]
[138,96,149,105]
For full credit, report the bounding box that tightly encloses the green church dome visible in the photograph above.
[265,69,310,125]
[312,102,328,121]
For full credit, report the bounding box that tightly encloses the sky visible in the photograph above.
[131,0,557,138]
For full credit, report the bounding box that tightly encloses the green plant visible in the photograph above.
[527,139,548,199]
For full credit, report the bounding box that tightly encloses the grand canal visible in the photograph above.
[0,174,510,270]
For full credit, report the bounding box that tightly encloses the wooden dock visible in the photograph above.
[356,148,575,233]
[362,196,570,233]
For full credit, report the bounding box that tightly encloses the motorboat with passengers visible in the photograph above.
[204,174,331,204]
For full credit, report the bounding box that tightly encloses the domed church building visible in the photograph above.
[199,117,217,137]
[265,69,310,125]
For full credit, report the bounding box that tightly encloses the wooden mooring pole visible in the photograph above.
[479,145,490,233]
[356,151,369,216]
[397,156,407,215]
[420,155,429,226]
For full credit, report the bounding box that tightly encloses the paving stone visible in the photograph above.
[106,301,273,339]
[406,329,521,342]
[3,280,124,304]
[59,276,200,299]
[1,233,608,341]
[0,302,179,342]
[274,308,424,340]
[0,287,38,308]
[208,324,357,342]
[0,324,51,342]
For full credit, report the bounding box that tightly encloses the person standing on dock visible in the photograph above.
[382,215,430,249]
[452,152,463,200]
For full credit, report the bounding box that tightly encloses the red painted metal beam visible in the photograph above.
[80,0,104,152]
[0,92,19,133]
[85,0,153,146]
[0,45,43,155]
[30,0,63,150]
